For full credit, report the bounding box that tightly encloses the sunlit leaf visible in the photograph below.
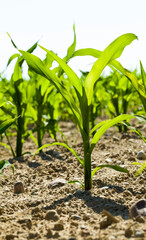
[33,142,84,166]
[85,33,137,104]
[91,114,135,152]
[91,164,129,179]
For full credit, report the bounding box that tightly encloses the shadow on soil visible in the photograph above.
[44,189,129,220]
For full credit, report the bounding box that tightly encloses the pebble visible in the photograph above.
[45,210,59,221]
[17,218,32,229]
[14,182,24,194]
[105,158,112,163]
[71,215,81,220]
[134,229,145,238]
[113,136,119,141]
[129,199,146,218]
[48,178,67,188]
[53,222,64,231]
[136,150,146,160]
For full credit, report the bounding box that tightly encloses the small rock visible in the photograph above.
[113,136,119,141]
[128,156,136,161]
[45,210,59,221]
[137,150,146,160]
[134,229,145,238]
[18,218,32,229]
[6,234,16,240]
[83,213,91,221]
[14,182,24,194]
[105,158,112,163]
[46,229,53,238]
[135,215,145,223]
[68,237,76,240]
[53,222,64,231]
[129,199,146,218]
[125,227,133,238]
[48,178,67,188]
[81,230,90,237]
[71,215,81,220]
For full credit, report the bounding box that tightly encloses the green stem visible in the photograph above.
[37,105,43,152]
[81,91,92,190]
[5,132,16,158]
[16,114,23,157]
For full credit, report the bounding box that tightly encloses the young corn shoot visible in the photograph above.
[20,32,137,190]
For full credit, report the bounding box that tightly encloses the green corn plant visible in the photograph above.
[25,73,60,151]
[0,111,15,176]
[123,115,146,177]
[1,35,39,157]
[102,71,137,132]
[20,33,137,190]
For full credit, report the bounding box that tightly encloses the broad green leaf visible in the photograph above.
[68,180,85,189]
[12,59,22,82]
[19,50,82,129]
[90,120,108,136]
[0,160,14,176]
[0,119,15,134]
[39,45,82,96]
[73,48,101,58]
[140,61,146,92]
[91,114,135,152]
[33,142,84,166]
[0,142,11,150]
[132,161,146,177]
[19,40,39,66]
[91,164,129,179]
[72,47,145,99]
[63,24,76,62]
[111,60,146,98]
[84,33,137,104]
[7,53,20,66]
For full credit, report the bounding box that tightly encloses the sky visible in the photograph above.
[1,0,146,79]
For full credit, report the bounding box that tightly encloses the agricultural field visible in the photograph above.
[0,28,145,239]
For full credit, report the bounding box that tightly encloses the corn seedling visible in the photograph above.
[0,116,15,176]
[1,35,38,157]
[20,31,137,190]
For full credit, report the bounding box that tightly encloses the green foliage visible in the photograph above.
[20,32,137,190]
[0,160,14,177]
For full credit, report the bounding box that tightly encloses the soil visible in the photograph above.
[0,120,146,240]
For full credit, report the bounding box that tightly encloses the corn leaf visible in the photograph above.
[84,33,137,105]
[33,142,84,166]
[7,53,20,67]
[91,164,129,179]
[91,114,135,152]
[12,59,22,82]
[0,118,15,134]
[0,142,11,150]
[19,50,82,129]
[68,180,85,189]
[73,48,101,58]
[90,120,108,136]
[38,45,82,96]
[63,24,76,62]
[0,160,14,176]
[140,61,146,92]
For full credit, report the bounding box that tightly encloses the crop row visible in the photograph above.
[0,26,145,189]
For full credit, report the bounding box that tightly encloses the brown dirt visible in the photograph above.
[0,121,146,240]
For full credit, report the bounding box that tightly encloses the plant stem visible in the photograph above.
[5,131,16,158]
[81,92,92,190]
[37,104,43,152]
[16,114,23,157]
